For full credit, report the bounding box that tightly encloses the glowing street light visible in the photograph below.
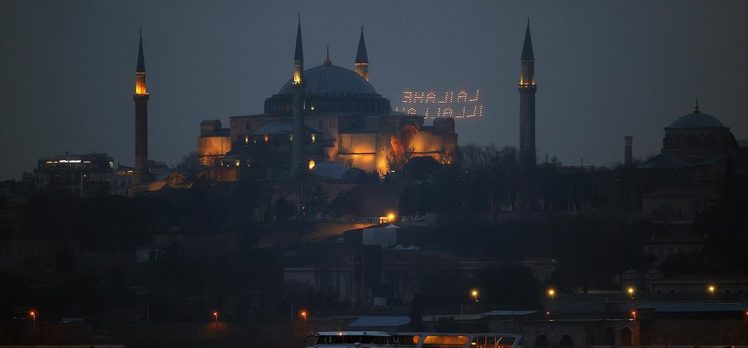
[707,285,716,297]
[630,310,637,320]
[627,287,635,299]
[387,212,396,223]
[29,311,36,328]
[212,311,219,327]
[470,289,479,303]
[300,310,308,321]
[547,288,556,300]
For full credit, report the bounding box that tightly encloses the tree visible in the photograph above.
[176,151,202,180]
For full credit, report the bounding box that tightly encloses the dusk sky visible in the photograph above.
[1,0,746,180]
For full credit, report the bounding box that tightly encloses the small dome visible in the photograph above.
[668,108,726,129]
[278,64,377,96]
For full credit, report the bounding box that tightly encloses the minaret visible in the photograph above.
[290,16,305,178]
[133,29,149,184]
[518,19,536,167]
[354,26,369,81]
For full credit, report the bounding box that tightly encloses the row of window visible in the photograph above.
[664,133,730,149]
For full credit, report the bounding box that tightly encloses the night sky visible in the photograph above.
[1,0,746,180]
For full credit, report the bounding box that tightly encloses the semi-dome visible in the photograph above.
[667,105,726,129]
[278,64,378,96]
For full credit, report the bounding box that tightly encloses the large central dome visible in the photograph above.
[278,64,378,96]
[667,109,726,129]
[666,102,727,129]
[264,62,390,115]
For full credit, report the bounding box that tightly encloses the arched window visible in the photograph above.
[559,335,574,347]
[621,327,632,346]
[535,335,549,348]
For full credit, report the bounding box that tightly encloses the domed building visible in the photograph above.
[640,101,741,220]
[660,101,738,163]
[197,22,457,179]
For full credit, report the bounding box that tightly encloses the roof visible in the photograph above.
[640,153,693,169]
[316,331,392,337]
[251,120,293,135]
[310,161,349,179]
[364,224,399,230]
[641,153,729,169]
[348,316,410,328]
[482,310,537,317]
[667,103,726,129]
[278,64,378,95]
[355,27,368,63]
[637,302,747,313]
[521,20,534,60]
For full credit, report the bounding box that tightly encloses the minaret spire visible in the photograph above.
[136,28,146,73]
[694,98,700,113]
[354,25,370,80]
[521,19,534,61]
[292,15,304,85]
[294,16,304,62]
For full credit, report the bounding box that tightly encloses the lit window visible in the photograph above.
[308,160,316,170]
[311,134,316,143]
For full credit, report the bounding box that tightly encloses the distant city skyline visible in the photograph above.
[1,0,746,180]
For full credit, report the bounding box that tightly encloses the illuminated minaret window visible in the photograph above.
[133,29,149,184]
[354,25,369,81]
[518,19,536,166]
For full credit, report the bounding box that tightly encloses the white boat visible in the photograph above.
[306,331,521,348]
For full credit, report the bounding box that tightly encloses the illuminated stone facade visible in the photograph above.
[197,120,231,166]
[197,24,457,177]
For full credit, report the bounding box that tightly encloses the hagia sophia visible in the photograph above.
[196,20,458,181]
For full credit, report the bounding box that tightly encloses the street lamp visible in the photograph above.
[212,311,219,327]
[29,311,36,328]
[630,310,637,320]
[470,289,479,303]
[707,285,716,297]
[387,212,396,223]
[547,288,556,300]
[300,310,308,321]
[627,287,635,299]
